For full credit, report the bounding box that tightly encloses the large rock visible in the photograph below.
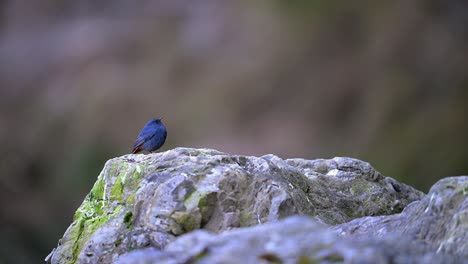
[115,176,468,264]
[334,176,468,258]
[47,148,423,263]
[115,216,462,264]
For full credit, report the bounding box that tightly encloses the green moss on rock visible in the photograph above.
[239,211,255,226]
[57,161,145,264]
[109,164,144,203]
[173,211,201,232]
[184,190,207,210]
[457,184,468,196]
[123,212,133,229]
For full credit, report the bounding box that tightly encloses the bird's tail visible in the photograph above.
[132,146,142,154]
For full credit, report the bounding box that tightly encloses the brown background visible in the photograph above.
[0,1,467,263]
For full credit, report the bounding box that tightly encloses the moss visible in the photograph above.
[89,171,106,201]
[349,179,368,197]
[123,212,133,229]
[297,256,319,264]
[320,253,344,262]
[61,172,106,263]
[197,195,213,221]
[127,193,136,204]
[197,195,210,208]
[75,175,107,222]
[69,218,86,264]
[109,163,145,204]
[192,249,209,262]
[348,178,408,217]
[62,160,146,264]
[173,211,201,232]
[184,190,206,210]
[457,184,468,196]
[239,211,255,226]
[66,203,123,264]
[109,164,129,202]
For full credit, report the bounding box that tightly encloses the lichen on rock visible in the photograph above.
[48,159,147,264]
[48,148,437,264]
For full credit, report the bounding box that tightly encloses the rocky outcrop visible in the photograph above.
[47,148,467,264]
[115,216,462,264]
[334,176,468,258]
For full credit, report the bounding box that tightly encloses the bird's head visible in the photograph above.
[152,116,164,124]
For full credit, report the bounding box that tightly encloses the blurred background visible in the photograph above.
[0,0,467,263]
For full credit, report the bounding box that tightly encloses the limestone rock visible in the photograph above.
[115,216,462,264]
[115,176,468,263]
[47,148,423,264]
[334,176,468,258]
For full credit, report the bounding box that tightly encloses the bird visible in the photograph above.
[131,117,167,154]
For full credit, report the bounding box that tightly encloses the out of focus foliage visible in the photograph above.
[0,0,467,263]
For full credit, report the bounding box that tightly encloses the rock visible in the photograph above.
[115,216,462,264]
[334,176,468,258]
[47,148,424,263]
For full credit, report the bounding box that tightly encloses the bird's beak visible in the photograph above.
[158,116,164,120]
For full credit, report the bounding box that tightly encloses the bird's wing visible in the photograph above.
[132,133,155,154]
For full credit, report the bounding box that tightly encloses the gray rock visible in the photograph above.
[334,176,468,258]
[115,216,462,264]
[47,148,424,264]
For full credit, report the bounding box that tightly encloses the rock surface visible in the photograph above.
[115,216,462,264]
[334,176,468,258]
[47,148,467,264]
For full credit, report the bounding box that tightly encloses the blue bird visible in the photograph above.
[132,117,167,154]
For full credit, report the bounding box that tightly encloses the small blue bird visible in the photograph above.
[132,117,167,154]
